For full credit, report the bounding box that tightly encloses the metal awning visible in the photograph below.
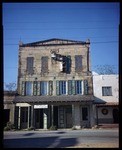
[13,95,94,103]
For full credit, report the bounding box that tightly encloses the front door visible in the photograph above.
[113,108,119,123]
[35,109,43,129]
[66,106,72,128]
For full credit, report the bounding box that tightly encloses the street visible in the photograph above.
[3,128,119,148]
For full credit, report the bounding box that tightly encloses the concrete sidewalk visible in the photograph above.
[98,124,119,129]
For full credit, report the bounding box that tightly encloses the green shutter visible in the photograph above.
[33,81,37,96]
[22,81,25,95]
[37,81,40,95]
[68,80,72,95]
[72,80,76,95]
[84,80,88,95]
[56,81,60,95]
[49,81,53,95]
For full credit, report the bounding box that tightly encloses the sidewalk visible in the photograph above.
[98,124,119,129]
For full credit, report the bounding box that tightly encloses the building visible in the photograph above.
[13,38,95,130]
[4,91,16,127]
[93,73,119,124]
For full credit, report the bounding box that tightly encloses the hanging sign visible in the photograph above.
[34,105,48,109]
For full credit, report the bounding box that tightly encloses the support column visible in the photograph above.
[51,105,54,126]
[72,104,74,127]
[73,104,81,129]
[43,109,47,129]
[89,103,95,127]
[28,106,30,128]
[31,105,34,128]
[18,106,21,129]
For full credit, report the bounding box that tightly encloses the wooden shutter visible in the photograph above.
[84,80,88,95]
[41,56,48,73]
[27,57,34,74]
[21,81,25,95]
[49,81,53,95]
[56,81,60,95]
[68,80,72,95]
[72,80,76,95]
[37,81,40,95]
[33,81,37,96]
[66,56,71,74]
[75,55,82,72]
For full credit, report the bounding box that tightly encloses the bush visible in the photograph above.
[72,126,77,130]
[4,122,15,131]
[49,125,57,130]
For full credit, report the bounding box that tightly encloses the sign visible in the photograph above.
[34,105,48,109]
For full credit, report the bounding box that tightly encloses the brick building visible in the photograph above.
[13,38,95,129]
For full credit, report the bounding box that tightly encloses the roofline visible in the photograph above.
[19,38,90,47]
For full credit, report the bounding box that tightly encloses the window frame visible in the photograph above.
[102,86,112,96]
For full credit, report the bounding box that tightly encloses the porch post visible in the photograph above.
[51,105,54,126]
[18,106,21,129]
[28,106,30,128]
[31,105,34,128]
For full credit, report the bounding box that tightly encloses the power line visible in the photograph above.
[4,27,118,30]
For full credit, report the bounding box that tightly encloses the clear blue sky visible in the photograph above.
[3,2,119,90]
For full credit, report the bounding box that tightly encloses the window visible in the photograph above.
[41,56,48,73]
[75,80,82,94]
[25,81,32,96]
[56,81,66,95]
[40,81,48,95]
[75,55,82,72]
[82,107,88,121]
[102,87,112,96]
[68,80,83,95]
[26,57,34,74]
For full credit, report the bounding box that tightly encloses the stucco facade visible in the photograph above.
[14,38,95,129]
[93,74,119,124]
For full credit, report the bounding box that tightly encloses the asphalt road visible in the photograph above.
[3,128,119,148]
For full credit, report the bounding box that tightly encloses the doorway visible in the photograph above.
[4,109,10,127]
[35,109,43,129]
[113,108,119,123]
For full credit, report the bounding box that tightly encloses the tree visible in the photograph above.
[4,82,17,91]
[94,65,117,75]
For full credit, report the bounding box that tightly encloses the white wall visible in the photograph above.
[93,74,118,103]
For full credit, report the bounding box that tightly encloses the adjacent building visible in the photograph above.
[93,73,119,124]
[13,38,95,129]
[3,91,16,127]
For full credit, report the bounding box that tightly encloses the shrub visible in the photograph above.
[4,122,15,131]
[49,125,57,130]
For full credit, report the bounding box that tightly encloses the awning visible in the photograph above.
[13,95,94,103]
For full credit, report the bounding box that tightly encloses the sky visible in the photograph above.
[2,2,120,90]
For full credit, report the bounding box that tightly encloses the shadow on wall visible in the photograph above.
[93,96,106,104]
[4,136,78,148]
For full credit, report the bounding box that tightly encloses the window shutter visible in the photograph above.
[66,56,71,74]
[41,56,48,73]
[68,80,72,95]
[84,80,88,95]
[49,81,53,95]
[21,81,25,95]
[27,57,34,74]
[37,81,40,95]
[56,81,60,95]
[75,55,82,72]
[33,81,37,96]
[72,80,76,95]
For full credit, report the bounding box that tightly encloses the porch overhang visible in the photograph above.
[13,95,94,103]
